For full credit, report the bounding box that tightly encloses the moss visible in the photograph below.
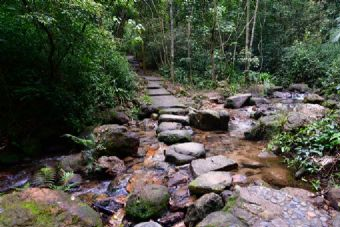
[222,196,237,212]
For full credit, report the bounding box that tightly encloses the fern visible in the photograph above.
[32,167,57,188]
[59,169,75,186]
[62,134,95,149]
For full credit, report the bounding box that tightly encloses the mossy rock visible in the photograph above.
[0,188,102,227]
[126,184,169,221]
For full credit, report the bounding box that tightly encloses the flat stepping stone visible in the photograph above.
[157,122,182,134]
[165,142,206,165]
[147,81,162,89]
[159,114,189,125]
[224,93,252,108]
[189,171,232,195]
[158,130,192,145]
[135,222,162,227]
[159,108,189,116]
[150,96,185,109]
[196,211,246,227]
[191,155,238,177]
[143,76,163,81]
[148,88,171,96]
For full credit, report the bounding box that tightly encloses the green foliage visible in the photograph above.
[62,134,95,149]
[32,167,57,188]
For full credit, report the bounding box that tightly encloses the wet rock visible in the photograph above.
[158,114,190,125]
[239,159,265,169]
[135,221,163,227]
[284,111,313,131]
[189,171,232,195]
[159,108,189,116]
[184,193,224,227]
[101,110,129,125]
[59,153,86,173]
[0,188,102,227]
[326,188,340,211]
[191,155,238,177]
[196,211,246,227]
[139,104,158,119]
[158,212,184,227]
[157,122,182,134]
[224,93,252,109]
[262,167,292,188]
[165,142,205,165]
[289,83,309,93]
[126,184,170,220]
[244,114,284,140]
[249,97,270,106]
[221,190,233,203]
[232,174,248,185]
[272,91,292,99]
[93,125,140,158]
[267,86,283,95]
[304,93,325,104]
[158,130,192,145]
[293,103,326,119]
[95,156,126,177]
[189,110,229,131]
[151,113,159,120]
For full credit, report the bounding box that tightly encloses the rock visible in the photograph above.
[59,153,86,173]
[262,167,292,188]
[93,125,140,157]
[126,184,170,220]
[196,211,246,227]
[151,113,159,120]
[327,188,340,211]
[191,155,238,177]
[304,93,325,104]
[284,111,312,131]
[95,156,126,177]
[272,91,292,99]
[239,159,265,169]
[184,193,224,227]
[0,188,102,227]
[165,142,206,165]
[139,104,158,119]
[267,86,283,95]
[293,103,326,119]
[221,190,233,203]
[322,99,338,109]
[249,97,270,106]
[189,171,232,195]
[158,212,184,227]
[101,110,129,125]
[159,108,189,116]
[135,221,163,227]
[158,130,192,145]
[189,110,229,131]
[224,93,252,109]
[158,114,190,125]
[157,122,182,134]
[244,114,284,140]
[289,83,309,93]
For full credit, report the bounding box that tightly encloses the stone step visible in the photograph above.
[150,96,185,109]
[148,88,171,96]
[156,122,183,134]
[189,171,232,195]
[159,108,189,116]
[147,81,162,89]
[143,76,164,81]
[165,142,206,165]
[158,114,189,125]
[157,130,192,145]
[191,155,238,177]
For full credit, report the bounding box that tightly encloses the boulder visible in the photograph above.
[0,188,102,227]
[101,109,129,125]
[267,86,283,95]
[189,110,229,131]
[196,211,246,227]
[293,103,326,119]
[159,108,189,116]
[93,125,140,157]
[139,104,158,119]
[283,111,312,131]
[191,155,238,177]
[189,171,232,195]
[224,93,252,108]
[184,193,224,227]
[157,122,182,134]
[304,93,325,104]
[158,212,185,227]
[326,188,340,211]
[165,142,206,165]
[59,153,86,173]
[95,156,126,177]
[289,83,309,93]
[249,97,270,106]
[244,114,284,140]
[135,221,162,227]
[158,114,190,125]
[158,130,192,145]
[272,91,292,99]
[126,184,170,220]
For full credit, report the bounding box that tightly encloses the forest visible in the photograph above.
[1,0,340,227]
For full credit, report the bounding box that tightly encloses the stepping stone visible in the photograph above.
[189,171,232,195]
[224,93,252,109]
[157,122,182,134]
[148,88,171,96]
[135,221,162,227]
[191,155,238,177]
[159,114,189,125]
[158,130,192,145]
[189,109,229,131]
[196,211,246,227]
[159,108,189,116]
[165,142,206,165]
[143,76,163,81]
[147,81,162,89]
[150,96,185,109]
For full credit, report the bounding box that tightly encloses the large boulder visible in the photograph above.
[283,111,312,131]
[244,114,284,140]
[59,153,87,173]
[196,211,246,227]
[189,171,232,195]
[93,125,139,158]
[191,155,238,177]
[184,193,224,227]
[304,93,325,104]
[165,142,206,165]
[94,156,126,177]
[157,130,192,145]
[126,184,170,221]
[326,188,340,211]
[224,93,252,109]
[289,83,309,93]
[0,188,102,227]
[101,109,129,125]
[189,110,229,131]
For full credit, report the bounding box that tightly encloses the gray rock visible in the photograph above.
[189,110,229,131]
[95,156,126,177]
[267,86,283,95]
[191,155,238,177]
[289,83,309,93]
[59,153,86,173]
[158,114,190,125]
[221,190,233,203]
[244,114,284,140]
[159,108,189,115]
[139,104,158,119]
[165,142,206,165]
[327,188,340,211]
[135,221,162,227]
[272,91,292,99]
[196,211,246,227]
[157,122,182,134]
[158,130,192,145]
[189,171,232,195]
[304,93,325,104]
[184,193,224,227]
[283,111,311,131]
[249,97,270,106]
[224,93,252,108]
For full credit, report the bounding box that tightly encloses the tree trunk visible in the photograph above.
[211,0,217,81]
[169,0,175,83]
[245,0,250,81]
[187,15,192,83]
[250,0,259,52]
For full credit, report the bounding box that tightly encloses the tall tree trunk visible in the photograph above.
[250,0,259,53]
[211,0,217,81]
[245,0,250,81]
[187,14,192,83]
[169,0,175,83]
